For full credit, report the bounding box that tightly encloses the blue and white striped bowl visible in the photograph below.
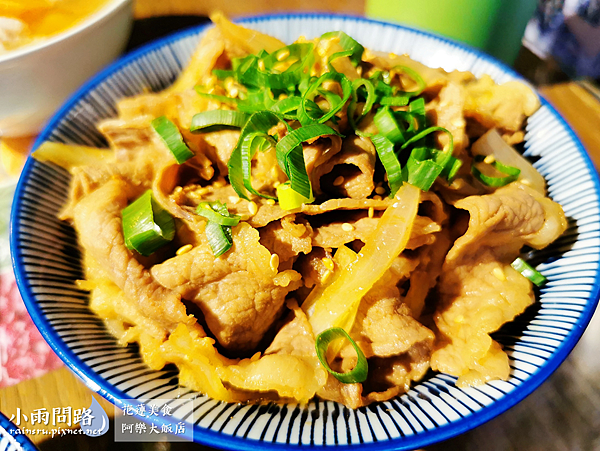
[10,14,600,450]
[0,412,37,451]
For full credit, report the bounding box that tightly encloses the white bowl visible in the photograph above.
[0,0,133,137]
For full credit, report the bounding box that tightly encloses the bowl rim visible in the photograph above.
[10,12,600,450]
[0,411,37,451]
[0,0,132,65]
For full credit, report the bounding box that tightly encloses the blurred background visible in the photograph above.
[1,1,600,450]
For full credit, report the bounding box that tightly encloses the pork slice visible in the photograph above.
[151,222,303,352]
[312,135,376,199]
[431,182,567,386]
[265,299,318,358]
[259,215,313,264]
[61,127,172,221]
[463,74,540,134]
[73,179,193,338]
[304,135,343,196]
[428,81,468,153]
[363,52,450,95]
[339,256,433,360]
[97,116,157,162]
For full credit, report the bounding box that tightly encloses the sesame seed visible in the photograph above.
[322,257,335,271]
[266,199,276,205]
[454,315,465,324]
[273,181,281,188]
[521,178,531,186]
[270,254,279,272]
[248,201,258,216]
[278,93,288,100]
[375,186,386,195]
[483,155,496,164]
[451,178,465,189]
[228,196,240,205]
[320,270,333,284]
[213,179,226,188]
[492,267,506,281]
[176,244,193,256]
[333,176,345,186]
[388,52,397,59]
[368,207,374,218]
[277,49,290,61]
[258,60,266,71]
[341,223,354,232]
[173,186,183,194]
[206,75,217,88]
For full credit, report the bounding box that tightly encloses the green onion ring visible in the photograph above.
[315,327,368,384]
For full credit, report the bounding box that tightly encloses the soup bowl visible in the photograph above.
[0,0,133,137]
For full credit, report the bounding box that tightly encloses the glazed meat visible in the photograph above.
[431,183,567,386]
[151,222,302,351]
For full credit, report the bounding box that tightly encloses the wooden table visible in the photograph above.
[2,3,600,450]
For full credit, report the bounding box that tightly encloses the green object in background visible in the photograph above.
[366,0,537,65]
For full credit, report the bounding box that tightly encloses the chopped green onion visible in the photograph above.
[400,126,453,152]
[408,97,427,132]
[443,156,463,180]
[237,89,277,113]
[269,96,302,119]
[315,327,368,384]
[473,155,521,177]
[370,71,394,97]
[276,123,338,199]
[374,106,406,144]
[276,181,313,210]
[471,166,519,187]
[228,111,283,200]
[151,116,195,164]
[401,126,455,177]
[348,78,376,131]
[190,110,248,132]
[380,95,410,106]
[371,135,403,196]
[236,43,315,91]
[194,87,240,105]
[392,65,426,97]
[212,69,235,80]
[320,31,364,67]
[197,201,239,257]
[240,132,278,200]
[298,72,352,126]
[471,155,521,187]
[205,221,233,257]
[327,49,354,72]
[195,202,241,226]
[511,257,547,287]
[403,147,444,191]
[121,189,175,257]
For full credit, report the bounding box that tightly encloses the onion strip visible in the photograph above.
[305,183,420,335]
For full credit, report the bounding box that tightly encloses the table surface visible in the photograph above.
[2,5,600,451]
